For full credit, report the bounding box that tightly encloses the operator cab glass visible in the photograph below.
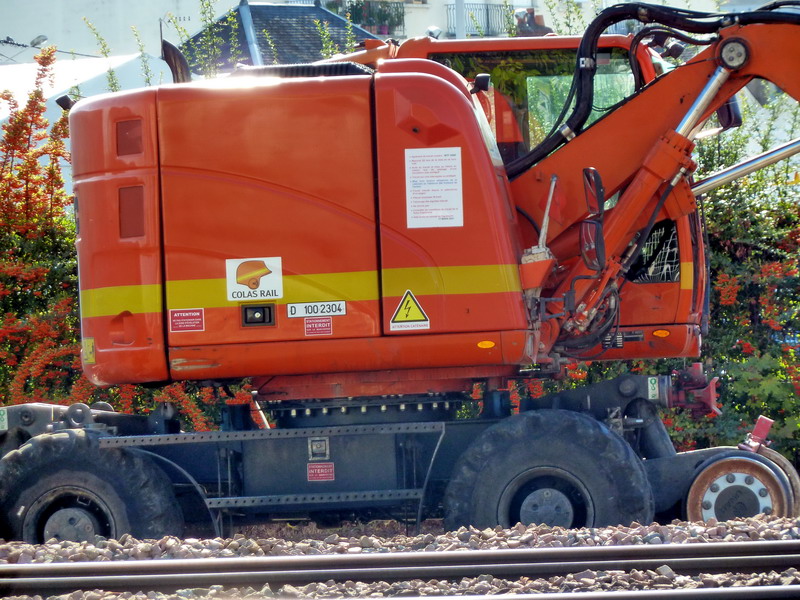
[430,48,635,165]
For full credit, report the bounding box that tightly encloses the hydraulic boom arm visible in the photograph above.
[510,4,800,359]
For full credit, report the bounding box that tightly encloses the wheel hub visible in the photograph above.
[686,456,790,522]
[700,473,768,521]
[519,488,574,527]
[501,467,593,528]
[43,507,102,542]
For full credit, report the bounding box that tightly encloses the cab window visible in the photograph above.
[430,48,635,164]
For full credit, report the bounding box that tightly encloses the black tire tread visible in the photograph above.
[444,409,654,530]
[0,429,183,541]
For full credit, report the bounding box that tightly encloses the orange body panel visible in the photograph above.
[373,62,527,335]
[590,325,701,361]
[253,365,517,400]
[169,330,530,380]
[156,76,382,347]
[71,88,168,385]
[72,65,532,387]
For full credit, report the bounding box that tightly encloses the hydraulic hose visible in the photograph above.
[627,26,716,89]
[505,3,800,179]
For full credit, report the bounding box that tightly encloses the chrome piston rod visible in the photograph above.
[676,66,731,139]
[692,137,800,196]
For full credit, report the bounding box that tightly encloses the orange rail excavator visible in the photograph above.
[1,2,799,543]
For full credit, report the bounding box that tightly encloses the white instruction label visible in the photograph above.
[0,408,7,432]
[405,147,463,229]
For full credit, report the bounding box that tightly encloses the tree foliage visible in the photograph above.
[168,1,242,78]
[690,89,800,457]
[0,48,82,405]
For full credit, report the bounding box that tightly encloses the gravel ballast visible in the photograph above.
[1,515,800,599]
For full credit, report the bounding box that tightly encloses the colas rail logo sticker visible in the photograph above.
[226,257,283,300]
[237,260,271,289]
[390,290,430,331]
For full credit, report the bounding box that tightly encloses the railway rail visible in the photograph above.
[2,539,800,597]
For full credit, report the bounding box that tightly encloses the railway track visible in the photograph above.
[1,539,800,597]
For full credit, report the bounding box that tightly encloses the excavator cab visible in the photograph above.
[431,46,637,164]
[394,36,651,167]
[391,34,706,364]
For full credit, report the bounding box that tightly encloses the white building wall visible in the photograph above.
[403,0,529,40]
[403,3,448,38]
[0,0,237,59]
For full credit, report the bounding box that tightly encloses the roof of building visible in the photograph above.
[184,0,379,69]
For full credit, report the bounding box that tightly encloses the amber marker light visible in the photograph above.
[477,340,496,348]
[653,330,671,338]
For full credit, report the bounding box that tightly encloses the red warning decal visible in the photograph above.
[169,308,205,332]
[305,316,333,336]
[307,462,335,481]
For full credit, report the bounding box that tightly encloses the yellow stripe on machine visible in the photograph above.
[680,262,694,290]
[167,271,380,309]
[80,284,162,319]
[382,264,522,297]
[79,264,521,317]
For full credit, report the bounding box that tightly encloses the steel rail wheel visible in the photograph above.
[0,430,183,543]
[685,454,793,522]
[444,409,654,529]
[757,445,800,516]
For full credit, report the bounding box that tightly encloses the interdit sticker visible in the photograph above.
[305,316,333,336]
[307,462,335,481]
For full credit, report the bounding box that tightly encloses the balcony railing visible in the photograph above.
[446,3,509,37]
[325,0,406,37]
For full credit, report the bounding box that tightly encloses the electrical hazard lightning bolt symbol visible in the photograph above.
[390,290,430,331]
[404,298,414,318]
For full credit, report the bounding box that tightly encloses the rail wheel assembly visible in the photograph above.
[0,430,183,543]
[444,409,654,529]
[685,449,800,522]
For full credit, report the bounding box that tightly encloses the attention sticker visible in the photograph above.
[170,308,205,332]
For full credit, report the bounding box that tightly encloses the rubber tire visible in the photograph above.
[0,429,183,542]
[444,409,654,530]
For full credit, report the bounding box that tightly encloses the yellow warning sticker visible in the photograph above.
[82,337,96,364]
[390,290,430,331]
